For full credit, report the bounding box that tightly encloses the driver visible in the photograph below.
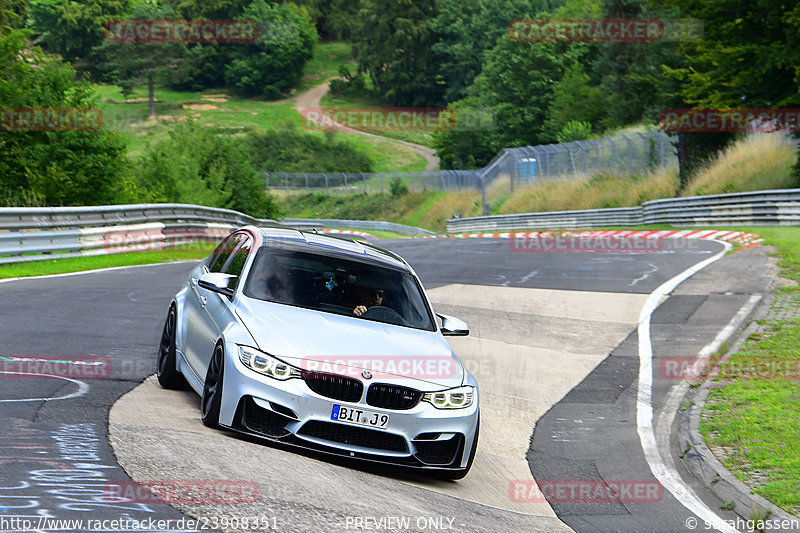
[353,289,385,316]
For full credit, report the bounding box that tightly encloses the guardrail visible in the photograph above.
[446,189,800,232]
[0,204,434,265]
[283,218,433,236]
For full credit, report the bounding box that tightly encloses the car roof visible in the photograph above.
[254,226,410,271]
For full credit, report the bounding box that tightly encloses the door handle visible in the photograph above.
[191,277,198,286]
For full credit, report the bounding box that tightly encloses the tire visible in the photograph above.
[201,342,225,428]
[431,412,480,481]
[156,306,187,389]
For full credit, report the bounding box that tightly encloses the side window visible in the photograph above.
[223,237,252,280]
[205,238,227,270]
[209,234,243,273]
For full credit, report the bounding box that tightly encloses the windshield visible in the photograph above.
[244,248,435,331]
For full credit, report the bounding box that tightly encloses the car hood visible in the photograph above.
[236,297,464,389]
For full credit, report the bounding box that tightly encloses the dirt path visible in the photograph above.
[294,80,440,171]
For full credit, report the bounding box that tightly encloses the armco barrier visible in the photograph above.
[0,204,432,265]
[283,218,433,236]
[446,189,800,232]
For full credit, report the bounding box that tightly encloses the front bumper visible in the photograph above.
[218,348,479,470]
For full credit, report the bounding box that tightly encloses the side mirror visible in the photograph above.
[198,272,237,300]
[437,314,469,336]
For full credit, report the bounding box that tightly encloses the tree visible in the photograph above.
[354,0,442,106]
[1,0,27,29]
[432,0,551,104]
[223,0,317,98]
[0,28,133,206]
[92,3,193,117]
[653,0,800,188]
[432,98,503,169]
[545,63,606,134]
[28,0,132,63]
[659,0,800,109]
[134,121,282,218]
[556,120,593,143]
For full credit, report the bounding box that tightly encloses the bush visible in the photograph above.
[224,1,318,98]
[0,29,135,206]
[133,121,281,218]
[389,176,409,197]
[246,128,372,173]
[556,120,593,143]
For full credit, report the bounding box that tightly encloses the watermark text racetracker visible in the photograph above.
[509,18,702,42]
[104,480,258,505]
[660,108,800,132]
[299,107,494,132]
[300,355,458,381]
[1,108,102,131]
[509,234,702,253]
[104,19,259,43]
[0,356,111,379]
[661,356,800,381]
[509,479,663,503]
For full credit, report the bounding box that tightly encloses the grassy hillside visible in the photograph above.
[95,42,426,172]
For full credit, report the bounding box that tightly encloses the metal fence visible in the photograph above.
[265,170,479,195]
[265,130,677,214]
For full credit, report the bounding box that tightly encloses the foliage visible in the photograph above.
[545,64,606,135]
[133,121,281,218]
[246,128,373,173]
[432,97,502,169]
[328,64,368,96]
[389,176,408,197]
[27,0,132,62]
[431,0,550,103]
[223,0,317,98]
[658,0,800,184]
[354,0,441,106]
[0,28,134,206]
[92,3,194,116]
[556,120,593,143]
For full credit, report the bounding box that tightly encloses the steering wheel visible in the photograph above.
[361,306,409,326]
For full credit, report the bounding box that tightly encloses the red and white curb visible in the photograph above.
[420,229,763,247]
[319,228,375,239]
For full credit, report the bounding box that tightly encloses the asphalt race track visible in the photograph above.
[0,237,775,533]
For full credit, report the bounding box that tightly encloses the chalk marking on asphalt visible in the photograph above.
[637,239,740,533]
[0,371,89,402]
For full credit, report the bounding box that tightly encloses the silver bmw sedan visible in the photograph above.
[156,226,479,479]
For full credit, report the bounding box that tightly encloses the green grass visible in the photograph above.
[320,89,436,148]
[324,228,410,239]
[0,243,216,279]
[296,41,355,93]
[95,45,425,172]
[698,225,800,515]
[96,85,303,157]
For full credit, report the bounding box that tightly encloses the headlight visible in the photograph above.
[422,386,475,409]
[238,346,301,380]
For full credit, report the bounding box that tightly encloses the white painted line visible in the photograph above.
[636,240,740,533]
[0,260,198,285]
[0,371,89,402]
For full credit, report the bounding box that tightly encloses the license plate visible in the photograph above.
[331,404,389,430]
